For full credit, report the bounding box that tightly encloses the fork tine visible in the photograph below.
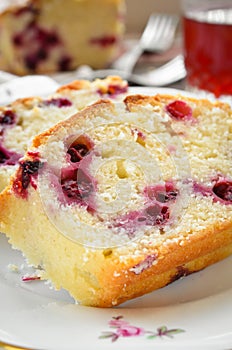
[163,16,179,38]
[141,14,160,43]
[154,16,170,41]
[111,13,179,72]
[142,14,179,52]
[149,17,166,42]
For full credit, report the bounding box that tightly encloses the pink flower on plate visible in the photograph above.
[109,318,129,328]
[115,325,145,337]
[99,316,185,342]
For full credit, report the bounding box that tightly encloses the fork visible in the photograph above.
[53,54,186,86]
[111,13,179,73]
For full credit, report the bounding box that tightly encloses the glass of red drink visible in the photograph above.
[182,0,232,97]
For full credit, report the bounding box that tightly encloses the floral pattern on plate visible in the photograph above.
[99,316,185,342]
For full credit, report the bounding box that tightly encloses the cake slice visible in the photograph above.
[0,94,231,307]
[0,76,128,192]
[0,0,125,75]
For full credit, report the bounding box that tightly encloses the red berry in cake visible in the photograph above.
[34,28,60,47]
[13,159,43,198]
[45,32,60,46]
[42,98,72,108]
[144,204,170,225]
[61,170,94,200]
[36,48,48,60]
[144,182,178,203]
[12,20,63,72]
[68,144,89,163]
[67,135,94,163]
[131,128,146,140]
[90,35,117,47]
[0,110,16,126]
[58,56,72,71]
[112,182,176,236]
[213,179,232,203]
[61,168,96,213]
[0,147,9,164]
[21,160,43,189]
[106,84,128,96]
[166,100,193,121]
[13,33,24,46]
[112,202,170,237]
[193,176,232,204]
[61,178,81,199]
[98,84,128,97]
[0,145,22,166]
[24,53,38,70]
[60,135,96,208]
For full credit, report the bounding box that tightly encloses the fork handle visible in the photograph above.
[111,44,143,73]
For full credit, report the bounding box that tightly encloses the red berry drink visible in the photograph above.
[183,8,232,97]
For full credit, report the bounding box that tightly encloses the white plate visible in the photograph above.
[0,84,232,350]
[0,75,59,106]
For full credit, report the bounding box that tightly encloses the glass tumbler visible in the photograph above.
[182,0,232,97]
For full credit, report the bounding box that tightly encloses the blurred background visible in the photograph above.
[125,0,181,33]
